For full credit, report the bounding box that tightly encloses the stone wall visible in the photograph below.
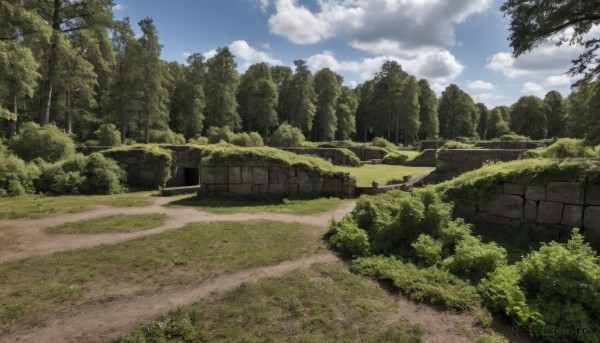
[435,149,527,179]
[454,182,600,247]
[474,141,545,150]
[346,146,388,161]
[279,147,354,166]
[406,149,437,167]
[418,140,447,151]
[197,161,355,199]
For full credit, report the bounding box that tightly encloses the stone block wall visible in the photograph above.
[346,146,388,161]
[278,147,354,165]
[406,149,437,167]
[435,149,527,179]
[418,140,448,151]
[454,182,600,246]
[197,161,355,199]
[474,141,545,150]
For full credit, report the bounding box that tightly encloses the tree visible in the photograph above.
[238,63,277,135]
[270,65,293,124]
[285,60,316,133]
[510,96,548,140]
[585,80,600,145]
[336,86,358,141]
[313,68,342,141]
[438,84,478,139]
[372,61,407,143]
[502,0,600,82]
[476,103,488,139]
[355,80,375,142]
[417,79,439,140]
[565,79,594,138]
[204,47,240,129]
[168,54,206,140]
[544,90,567,138]
[485,108,510,139]
[398,75,420,145]
[0,41,39,138]
[137,18,169,144]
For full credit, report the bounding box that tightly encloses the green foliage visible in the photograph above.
[418,79,439,140]
[328,216,371,257]
[498,133,528,141]
[205,126,264,147]
[102,144,173,188]
[340,148,361,167]
[205,47,241,129]
[0,150,40,197]
[335,86,358,141]
[9,122,75,162]
[479,230,600,342]
[231,131,264,147]
[206,125,235,144]
[269,123,306,147]
[94,124,121,146]
[371,137,396,151]
[438,84,479,139]
[541,138,595,159]
[382,152,408,165]
[443,236,507,282]
[187,136,209,145]
[441,140,475,149]
[411,234,442,266]
[313,68,342,141]
[149,129,186,144]
[352,256,479,310]
[510,96,548,140]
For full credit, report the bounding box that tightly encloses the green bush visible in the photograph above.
[328,216,371,257]
[81,153,126,194]
[231,132,264,147]
[411,234,442,266]
[382,152,408,165]
[341,148,362,167]
[149,129,186,145]
[541,138,595,159]
[0,150,40,196]
[499,133,528,142]
[207,126,236,144]
[440,140,475,149]
[188,136,209,145]
[371,137,396,151]
[443,236,507,281]
[95,124,121,146]
[102,144,173,189]
[9,122,75,162]
[478,230,600,342]
[269,123,305,147]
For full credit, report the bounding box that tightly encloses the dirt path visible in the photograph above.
[0,197,355,263]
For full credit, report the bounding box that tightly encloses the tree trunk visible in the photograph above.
[66,90,72,134]
[38,0,62,125]
[8,91,17,139]
[395,114,399,144]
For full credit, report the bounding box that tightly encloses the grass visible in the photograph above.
[0,220,323,332]
[165,196,351,215]
[400,150,421,161]
[0,192,154,220]
[119,263,425,343]
[46,214,167,234]
[336,164,435,186]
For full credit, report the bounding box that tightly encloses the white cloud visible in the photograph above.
[306,49,463,85]
[182,52,192,58]
[467,80,494,91]
[203,40,282,72]
[543,74,572,87]
[204,49,217,59]
[521,82,545,97]
[472,92,506,107]
[255,0,270,11]
[113,3,126,11]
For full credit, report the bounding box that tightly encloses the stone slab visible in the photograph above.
[547,182,584,204]
[229,166,242,184]
[585,185,600,205]
[584,206,600,230]
[229,183,252,196]
[480,193,524,219]
[561,205,583,228]
[241,167,253,183]
[525,185,546,201]
[536,201,564,225]
[200,166,228,184]
[524,200,537,222]
[252,167,269,184]
[504,183,525,195]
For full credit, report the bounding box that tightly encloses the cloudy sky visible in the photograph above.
[113,0,584,108]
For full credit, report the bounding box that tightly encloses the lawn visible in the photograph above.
[0,220,324,332]
[164,196,351,215]
[46,214,167,234]
[336,164,435,186]
[119,263,425,343]
[0,192,154,220]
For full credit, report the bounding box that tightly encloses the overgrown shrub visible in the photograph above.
[382,152,408,165]
[188,136,209,145]
[478,230,600,342]
[207,126,236,144]
[541,138,595,159]
[102,144,173,189]
[411,234,442,266]
[269,123,305,147]
[206,126,264,147]
[231,132,264,147]
[498,133,528,142]
[371,137,396,151]
[9,122,75,162]
[341,148,361,167]
[440,140,475,149]
[443,236,507,281]
[328,217,370,257]
[81,153,126,194]
[0,150,40,196]
[149,129,186,144]
[95,124,121,146]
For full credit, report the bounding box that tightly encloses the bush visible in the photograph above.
[269,123,305,147]
[371,137,396,151]
[499,133,528,142]
[0,150,40,196]
[95,124,121,146]
[207,126,236,144]
[341,148,361,167]
[81,153,126,194]
[382,152,408,165]
[328,217,371,257]
[231,132,264,147]
[102,144,173,189]
[188,136,209,145]
[443,236,507,281]
[149,129,186,144]
[440,140,475,149]
[411,234,442,266]
[541,138,595,159]
[9,122,75,162]
[478,230,600,342]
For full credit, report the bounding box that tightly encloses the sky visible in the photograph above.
[112,0,585,108]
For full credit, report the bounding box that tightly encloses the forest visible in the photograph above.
[1,1,599,148]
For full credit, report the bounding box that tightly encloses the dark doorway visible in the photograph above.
[184,168,200,186]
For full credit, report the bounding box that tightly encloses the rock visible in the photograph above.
[546,182,584,204]
[561,205,583,227]
[241,167,253,183]
[229,166,242,184]
[200,166,228,184]
[585,185,600,205]
[268,183,288,195]
[229,184,252,196]
[584,206,600,230]
[524,200,537,222]
[504,183,525,195]
[536,201,564,224]
[525,185,546,201]
[480,193,524,219]
[252,167,268,184]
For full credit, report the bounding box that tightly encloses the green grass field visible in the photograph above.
[0,220,324,331]
[0,192,154,220]
[119,263,425,343]
[46,214,167,234]
[164,196,351,214]
[336,164,434,186]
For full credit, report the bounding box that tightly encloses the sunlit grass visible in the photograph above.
[46,214,166,234]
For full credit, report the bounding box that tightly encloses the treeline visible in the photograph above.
[1,1,599,146]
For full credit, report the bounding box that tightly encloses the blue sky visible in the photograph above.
[113,0,582,108]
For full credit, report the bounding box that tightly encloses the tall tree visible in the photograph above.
[0,41,39,138]
[417,79,439,140]
[565,79,594,138]
[137,18,169,143]
[205,47,240,129]
[355,80,375,142]
[286,60,316,133]
[238,63,278,138]
[502,0,600,82]
[486,108,510,139]
[585,80,600,145]
[312,68,342,141]
[335,86,358,141]
[438,84,478,139]
[544,90,567,138]
[476,103,489,139]
[398,75,420,145]
[372,61,407,142]
[510,95,548,140]
[270,65,293,124]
